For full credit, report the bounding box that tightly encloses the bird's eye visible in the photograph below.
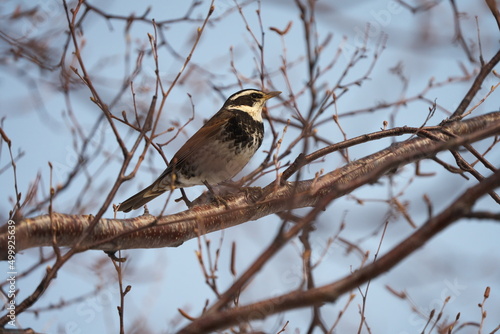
[251,93,262,99]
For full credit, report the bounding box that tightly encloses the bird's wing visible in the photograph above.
[157,110,231,178]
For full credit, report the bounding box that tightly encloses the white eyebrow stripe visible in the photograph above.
[228,90,261,101]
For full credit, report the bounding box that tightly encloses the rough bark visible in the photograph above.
[1,112,499,259]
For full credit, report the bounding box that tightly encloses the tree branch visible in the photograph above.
[178,168,500,334]
[1,112,498,258]
[449,48,500,120]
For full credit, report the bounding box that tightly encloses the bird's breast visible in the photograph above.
[176,110,264,186]
[221,111,264,154]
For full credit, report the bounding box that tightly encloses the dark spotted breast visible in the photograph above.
[223,110,264,153]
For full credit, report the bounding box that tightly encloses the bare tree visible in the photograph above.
[1,1,499,333]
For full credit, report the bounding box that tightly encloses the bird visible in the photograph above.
[117,88,281,212]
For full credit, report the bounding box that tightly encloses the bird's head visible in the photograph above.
[223,89,281,121]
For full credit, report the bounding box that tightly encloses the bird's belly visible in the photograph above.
[177,137,260,186]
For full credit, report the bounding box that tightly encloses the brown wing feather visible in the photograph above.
[170,109,231,167]
[117,110,232,212]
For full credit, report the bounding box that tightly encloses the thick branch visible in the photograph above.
[1,112,499,258]
[178,168,500,334]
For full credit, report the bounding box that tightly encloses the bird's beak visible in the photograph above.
[263,91,281,100]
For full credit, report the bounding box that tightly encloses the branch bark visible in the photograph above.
[1,112,499,259]
[178,168,500,334]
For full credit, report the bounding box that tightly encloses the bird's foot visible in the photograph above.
[241,186,265,202]
[203,181,230,210]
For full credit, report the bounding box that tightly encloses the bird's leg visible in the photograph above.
[220,180,264,202]
[203,180,230,209]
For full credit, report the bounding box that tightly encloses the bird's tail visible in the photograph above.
[117,182,166,213]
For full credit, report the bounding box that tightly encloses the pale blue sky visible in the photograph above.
[1,1,499,333]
